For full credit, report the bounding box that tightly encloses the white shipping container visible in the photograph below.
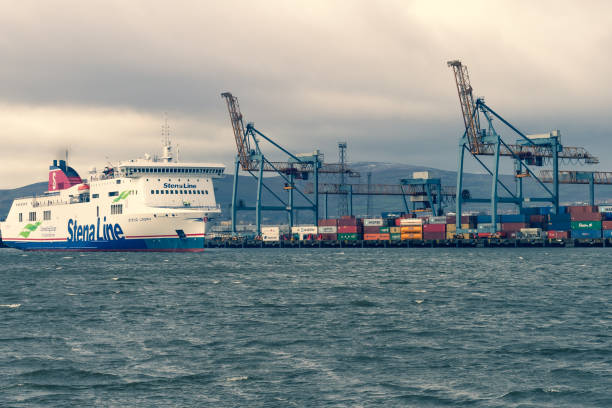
[412,171,430,179]
[429,216,447,224]
[261,226,280,242]
[363,218,384,226]
[598,205,612,213]
[410,195,429,202]
[318,226,337,233]
[399,218,423,226]
[520,228,542,238]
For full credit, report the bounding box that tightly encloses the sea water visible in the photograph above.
[0,248,610,407]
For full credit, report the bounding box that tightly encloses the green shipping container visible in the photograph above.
[390,233,401,241]
[379,227,390,233]
[571,221,602,230]
[338,233,359,240]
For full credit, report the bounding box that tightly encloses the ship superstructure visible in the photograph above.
[0,138,225,251]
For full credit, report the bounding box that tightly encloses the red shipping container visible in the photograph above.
[547,230,568,239]
[423,232,445,240]
[446,215,456,224]
[530,215,546,223]
[603,221,612,230]
[501,222,527,232]
[363,226,381,234]
[338,225,358,233]
[478,233,493,238]
[423,224,446,232]
[338,216,361,226]
[318,233,337,241]
[568,205,597,214]
[570,212,602,221]
[318,219,337,227]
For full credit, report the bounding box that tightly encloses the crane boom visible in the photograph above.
[448,60,481,153]
[221,92,252,170]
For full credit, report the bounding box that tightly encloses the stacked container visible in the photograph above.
[318,219,338,241]
[423,223,445,240]
[261,226,280,242]
[399,218,422,240]
[338,216,362,240]
[600,206,612,239]
[569,206,602,239]
[500,214,528,238]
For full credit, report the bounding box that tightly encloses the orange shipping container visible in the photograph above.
[400,226,422,233]
[401,233,423,240]
[389,226,401,234]
[363,233,390,241]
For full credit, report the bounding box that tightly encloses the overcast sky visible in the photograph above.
[1,0,611,188]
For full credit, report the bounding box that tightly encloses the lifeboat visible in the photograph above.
[78,184,90,192]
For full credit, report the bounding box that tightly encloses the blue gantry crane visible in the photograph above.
[447,60,599,233]
[221,92,357,235]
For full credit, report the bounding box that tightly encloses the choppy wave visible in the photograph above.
[0,248,609,406]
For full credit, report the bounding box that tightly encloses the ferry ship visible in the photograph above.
[0,137,225,252]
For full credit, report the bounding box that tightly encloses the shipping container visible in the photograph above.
[364,233,385,241]
[401,233,422,240]
[603,230,612,238]
[529,215,546,223]
[549,213,571,222]
[399,218,423,226]
[547,221,571,231]
[318,225,337,234]
[363,218,384,227]
[400,226,422,233]
[501,222,528,232]
[445,231,456,240]
[412,171,430,179]
[379,227,389,233]
[602,221,612,230]
[318,219,338,227]
[568,205,598,214]
[446,224,456,233]
[261,226,280,242]
[338,233,359,240]
[571,230,601,239]
[363,226,382,234]
[570,212,602,221]
[423,223,445,232]
[598,205,612,213]
[520,227,542,237]
[423,232,445,240]
[389,227,401,234]
[547,230,569,239]
[390,233,402,241]
[500,214,528,223]
[338,225,360,234]
[319,233,338,241]
[429,216,447,224]
[571,221,602,230]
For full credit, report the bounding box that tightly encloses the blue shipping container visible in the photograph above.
[571,230,602,239]
[603,213,612,221]
[548,222,571,231]
[521,207,540,216]
[549,214,571,222]
[500,214,528,223]
[604,230,612,238]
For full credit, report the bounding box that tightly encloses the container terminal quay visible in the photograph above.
[3,60,612,251]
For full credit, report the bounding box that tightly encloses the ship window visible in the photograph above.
[19,213,22,222]
[29,212,36,221]
[179,190,183,194]
[92,194,99,198]
[161,190,165,194]
[175,190,178,194]
[116,180,121,184]
[111,204,123,215]
[169,190,173,194]
[156,190,159,194]
[109,191,119,197]
[44,210,51,220]
[151,190,154,194]
[97,206,99,217]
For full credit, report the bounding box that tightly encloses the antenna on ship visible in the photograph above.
[161,112,173,163]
